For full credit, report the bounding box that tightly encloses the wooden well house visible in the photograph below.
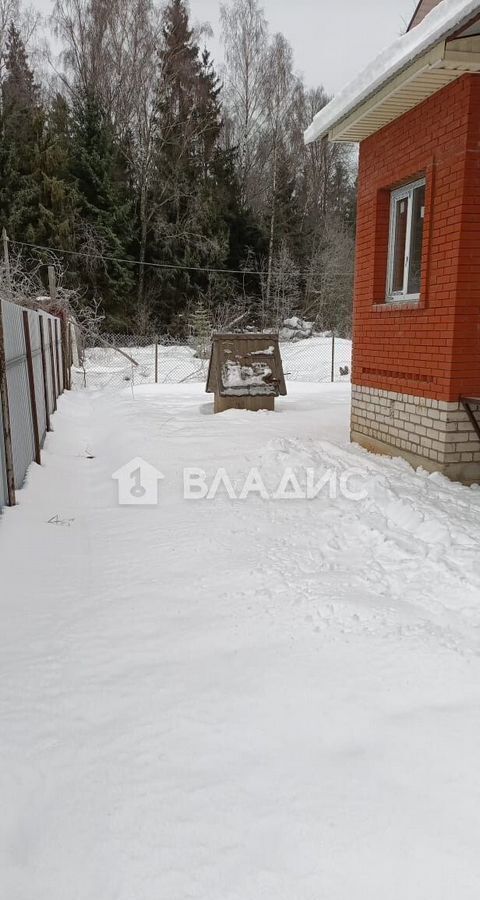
[206,333,287,414]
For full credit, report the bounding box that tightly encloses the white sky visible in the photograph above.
[34,0,418,94]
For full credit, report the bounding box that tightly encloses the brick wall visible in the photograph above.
[353,74,480,403]
[351,386,480,476]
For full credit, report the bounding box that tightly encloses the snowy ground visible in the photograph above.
[2,382,480,899]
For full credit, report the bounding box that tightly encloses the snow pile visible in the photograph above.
[279,316,315,341]
[222,360,275,395]
[250,345,275,356]
[305,0,480,143]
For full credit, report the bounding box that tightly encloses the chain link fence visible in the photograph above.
[73,332,352,391]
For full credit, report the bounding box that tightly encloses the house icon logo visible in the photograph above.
[112,457,165,506]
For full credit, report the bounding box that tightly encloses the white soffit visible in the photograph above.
[330,37,480,143]
[304,0,480,145]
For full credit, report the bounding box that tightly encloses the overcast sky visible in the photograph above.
[33,0,418,94]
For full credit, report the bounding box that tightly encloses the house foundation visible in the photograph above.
[351,386,480,484]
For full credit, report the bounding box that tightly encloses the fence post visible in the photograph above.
[23,310,41,465]
[39,316,51,433]
[48,265,57,305]
[48,319,58,411]
[155,337,159,384]
[331,331,336,383]
[60,317,69,391]
[54,319,62,394]
[0,299,16,505]
[49,265,70,392]
[67,321,72,389]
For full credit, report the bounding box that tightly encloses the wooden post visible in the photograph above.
[331,331,336,383]
[23,310,41,465]
[47,318,58,411]
[0,298,16,505]
[47,265,57,306]
[155,338,159,384]
[39,316,51,432]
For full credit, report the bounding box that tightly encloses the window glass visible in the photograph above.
[387,179,425,300]
[392,197,408,293]
[407,184,425,296]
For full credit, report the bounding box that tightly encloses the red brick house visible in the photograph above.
[306,0,480,483]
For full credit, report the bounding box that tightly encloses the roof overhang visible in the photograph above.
[304,0,480,145]
[330,36,480,143]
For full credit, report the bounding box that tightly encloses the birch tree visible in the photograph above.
[263,33,296,306]
[220,0,268,208]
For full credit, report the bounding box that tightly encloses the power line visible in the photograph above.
[9,239,264,278]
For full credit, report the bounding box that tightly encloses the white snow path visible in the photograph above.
[2,383,480,899]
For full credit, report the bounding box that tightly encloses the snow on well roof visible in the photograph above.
[304,0,480,144]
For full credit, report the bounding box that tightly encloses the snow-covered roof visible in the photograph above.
[305,0,480,144]
[409,0,444,31]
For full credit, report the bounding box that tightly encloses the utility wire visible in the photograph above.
[9,239,265,278]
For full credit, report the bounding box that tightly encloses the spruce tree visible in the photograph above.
[70,89,135,325]
[147,2,227,327]
[0,23,43,241]
[36,94,79,250]
[213,146,267,285]
[270,148,303,265]
[197,48,223,176]
[190,298,213,359]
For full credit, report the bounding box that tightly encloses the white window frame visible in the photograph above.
[386,177,426,302]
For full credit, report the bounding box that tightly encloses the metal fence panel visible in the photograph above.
[2,300,35,489]
[28,310,47,446]
[41,313,56,415]
[0,301,64,506]
[0,401,7,509]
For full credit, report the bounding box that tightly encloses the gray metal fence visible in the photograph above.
[0,299,65,510]
[0,401,6,510]
[74,332,352,391]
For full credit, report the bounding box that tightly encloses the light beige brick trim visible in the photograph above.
[351,386,480,466]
